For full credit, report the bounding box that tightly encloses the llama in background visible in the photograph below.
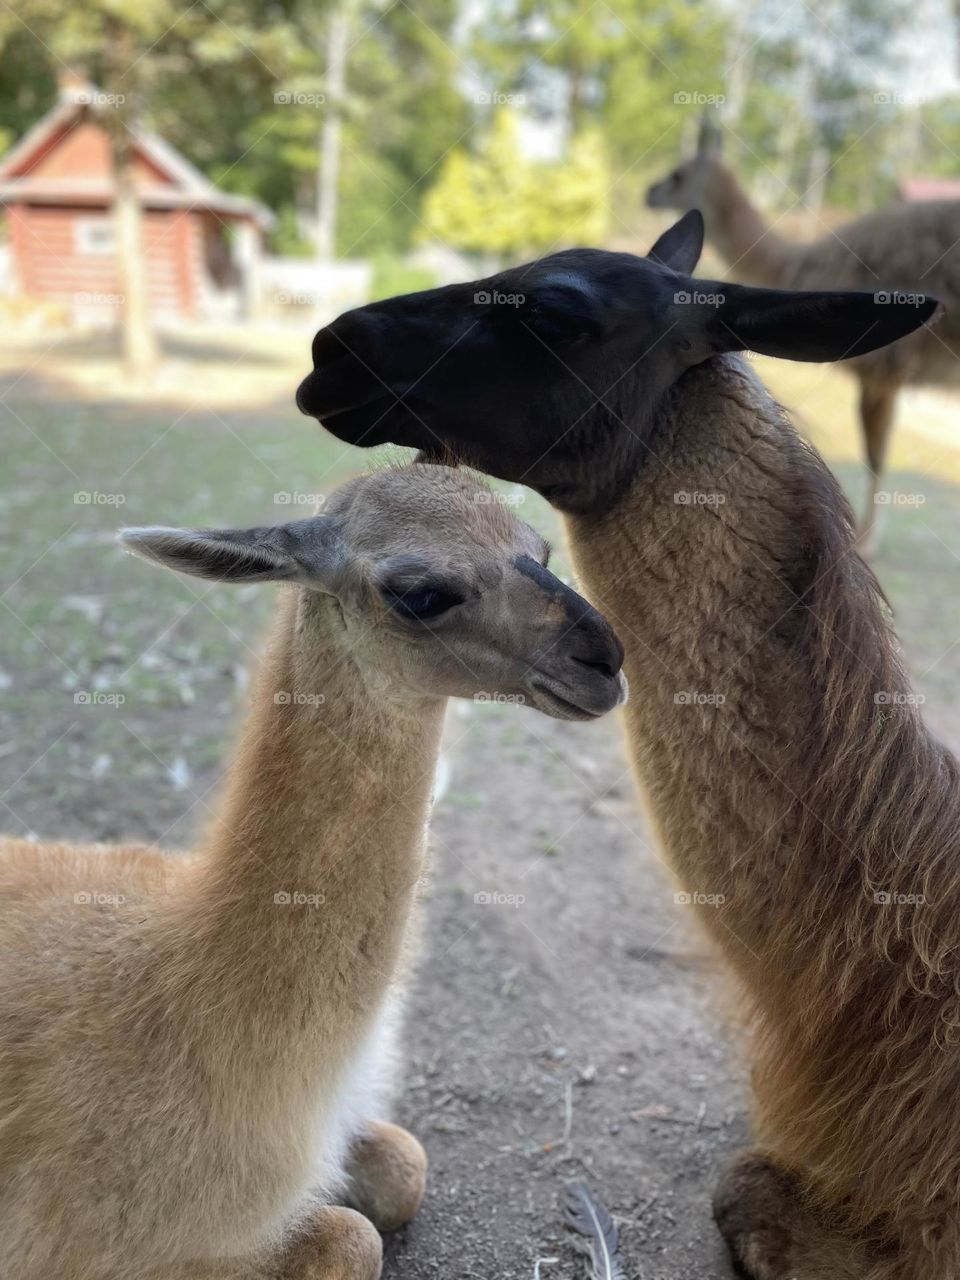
[647,119,960,550]
[297,218,949,1277]
[0,464,626,1280]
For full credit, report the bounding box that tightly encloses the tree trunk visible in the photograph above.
[113,125,158,382]
[316,6,350,264]
[102,19,157,383]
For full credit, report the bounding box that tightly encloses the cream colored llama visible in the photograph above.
[0,463,626,1280]
[298,220,945,1278]
[646,120,960,550]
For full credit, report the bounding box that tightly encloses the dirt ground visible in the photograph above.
[3,326,960,1279]
[382,703,745,1280]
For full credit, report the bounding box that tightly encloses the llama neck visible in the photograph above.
[701,162,796,287]
[565,357,933,978]
[179,588,444,1040]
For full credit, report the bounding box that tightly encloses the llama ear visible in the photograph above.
[707,285,940,363]
[648,210,704,274]
[118,517,348,590]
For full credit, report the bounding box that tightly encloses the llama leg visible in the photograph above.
[161,1207,383,1280]
[713,1150,875,1279]
[344,1120,428,1232]
[857,382,898,555]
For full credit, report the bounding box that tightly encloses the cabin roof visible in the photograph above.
[0,79,275,230]
[898,176,960,203]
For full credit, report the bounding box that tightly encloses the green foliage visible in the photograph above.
[421,111,609,256]
[369,253,438,301]
[470,0,728,206]
[200,0,471,258]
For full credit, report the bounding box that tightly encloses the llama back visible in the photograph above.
[783,201,960,387]
[0,835,398,1280]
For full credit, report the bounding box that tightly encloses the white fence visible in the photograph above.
[258,258,372,324]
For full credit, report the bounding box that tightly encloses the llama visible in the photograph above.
[296,218,951,1279]
[0,463,626,1280]
[646,120,960,550]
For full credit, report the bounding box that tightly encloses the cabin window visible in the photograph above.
[74,218,115,255]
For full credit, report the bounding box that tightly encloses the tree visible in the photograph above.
[212,0,470,258]
[421,110,609,258]
[0,1,314,379]
[469,0,728,220]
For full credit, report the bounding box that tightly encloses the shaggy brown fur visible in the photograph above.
[0,464,625,1280]
[647,139,960,548]
[565,355,960,1278]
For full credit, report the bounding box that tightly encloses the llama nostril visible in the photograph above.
[572,654,619,681]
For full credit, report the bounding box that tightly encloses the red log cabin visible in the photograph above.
[0,75,274,323]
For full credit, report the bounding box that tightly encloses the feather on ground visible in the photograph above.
[562,1180,626,1280]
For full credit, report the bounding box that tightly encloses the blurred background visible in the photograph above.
[2,3,960,1277]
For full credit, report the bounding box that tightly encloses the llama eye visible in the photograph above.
[381,584,465,621]
[524,305,590,347]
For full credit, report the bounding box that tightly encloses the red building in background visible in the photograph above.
[0,75,274,323]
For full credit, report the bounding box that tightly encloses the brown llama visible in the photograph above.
[0,463,626,1280]
[296,215,951,1278]
[647,119,960,551]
